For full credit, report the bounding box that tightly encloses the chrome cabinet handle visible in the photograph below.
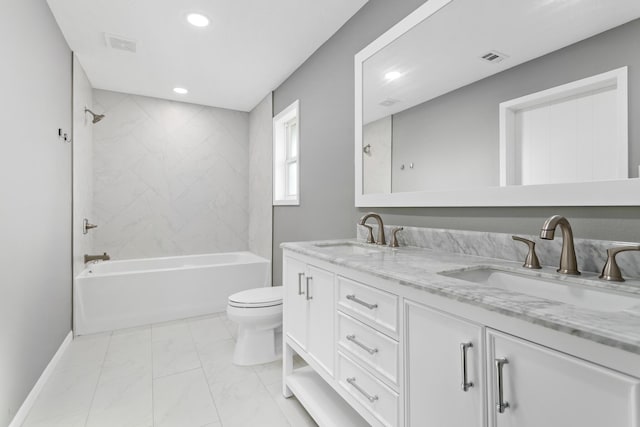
[346,294,378,310]
[346,377,378,402]
[495,358,510,413]
[305,276,313,300]
[346,334,378,355]
[297,272,305,295]
[460,342,474,392]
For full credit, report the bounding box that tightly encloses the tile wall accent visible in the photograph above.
[248,94,273,267]
[92,90,250,259]
[357,224,640,278]
[72,57,93,279]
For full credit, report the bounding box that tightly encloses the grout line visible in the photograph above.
[187,320,223,426]
[152,366,203,381]
[82,332,113,427]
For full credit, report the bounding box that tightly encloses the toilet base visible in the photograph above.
[233,326,282,366]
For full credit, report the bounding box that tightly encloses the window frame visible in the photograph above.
[273,100,300,205]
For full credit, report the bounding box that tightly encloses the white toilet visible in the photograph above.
[226,286,283,366]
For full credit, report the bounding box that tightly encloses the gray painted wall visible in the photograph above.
[272,0,429,285]
[391,18,640,192]
[0,0,72,425]
[272,0,640,286]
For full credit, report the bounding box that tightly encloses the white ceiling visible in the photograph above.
[47,0,368,111]
[363,0,640,124]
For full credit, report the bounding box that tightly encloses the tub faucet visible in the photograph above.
[359,212,386,245]
[84,252,110,263]
[539,215,580,275]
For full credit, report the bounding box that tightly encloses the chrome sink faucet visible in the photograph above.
[539,215,580,275]
[359,212,386,245]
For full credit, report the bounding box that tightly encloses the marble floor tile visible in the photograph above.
[103,328,152,377]
[188,315,231,345]
[221,315,238,338]
[198,338,254,386]
[152,322,200,378]
[22,363,101,427]
[209,373,290,427]
[153,368,219,427]
[86,369,153,427]
[253,360,283,387]
[266,382,318,427]
[22,314,315,427]
[57,332,111,370]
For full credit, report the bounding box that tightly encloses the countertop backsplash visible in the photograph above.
[357,224,640,279]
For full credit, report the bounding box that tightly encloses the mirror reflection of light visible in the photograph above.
[385,71,402,81]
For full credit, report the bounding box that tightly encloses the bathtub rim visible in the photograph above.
[76,251,270,279]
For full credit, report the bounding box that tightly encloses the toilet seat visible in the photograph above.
[228,286,283,309]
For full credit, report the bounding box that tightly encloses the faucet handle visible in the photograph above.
[390,227,404,248]
[512,236,541,269]
[362,224,375,244]
[599,245,640,282]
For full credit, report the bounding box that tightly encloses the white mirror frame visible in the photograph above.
[354,0,640,207]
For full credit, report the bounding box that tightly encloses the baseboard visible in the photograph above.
[8,331,73,427]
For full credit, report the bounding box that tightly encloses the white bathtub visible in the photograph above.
[74,252,270,335]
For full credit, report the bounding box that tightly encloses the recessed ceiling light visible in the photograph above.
[173,87,188,95]
[385,71,402,81]
[187,13,210,27]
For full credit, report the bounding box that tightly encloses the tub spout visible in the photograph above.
[84,252,110,263]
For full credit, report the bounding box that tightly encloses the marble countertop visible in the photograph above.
[281,239,640,355]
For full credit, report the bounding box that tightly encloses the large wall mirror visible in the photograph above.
[355,0,640,207]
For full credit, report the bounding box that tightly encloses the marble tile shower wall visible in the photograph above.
[248,94,273,262]
[357,224,640,278]
[92,89,250,259]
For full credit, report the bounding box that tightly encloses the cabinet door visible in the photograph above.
[405,301,485,427]
[306,264,335,375]
[487,330,640,427]
[283,256,308,349]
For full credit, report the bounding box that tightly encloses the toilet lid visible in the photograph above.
[228,286,283,308]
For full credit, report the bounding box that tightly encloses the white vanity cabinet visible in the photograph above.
[282,248,640,427]
[283,255,335,376]
[405,301,485,427]
[486,330,640,427]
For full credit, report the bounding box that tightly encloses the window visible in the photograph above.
[273,100,300,205]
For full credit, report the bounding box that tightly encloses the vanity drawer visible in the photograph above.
[338,312,399,388]
[337,276,398,336]
[338,351,399,427]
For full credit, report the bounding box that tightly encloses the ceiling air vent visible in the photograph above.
[480,50,509,63]
[105,33,137,53]
[379,98,400,107]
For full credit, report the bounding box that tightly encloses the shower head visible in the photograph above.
[84,108,105,124]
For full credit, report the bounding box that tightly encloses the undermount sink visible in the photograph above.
[440,267,640,312]
[312,242,384,256]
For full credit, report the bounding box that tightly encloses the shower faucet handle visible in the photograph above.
[512,236,541,269]
[83,218,98,235]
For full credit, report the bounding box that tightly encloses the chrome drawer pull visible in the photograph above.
[346,377,379,403]
[460,342,474,392]
[305,276,313,300]
[495,358,510,414]
[297,272,305,295]
[346,334,379,355]
[346,294,378,310]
